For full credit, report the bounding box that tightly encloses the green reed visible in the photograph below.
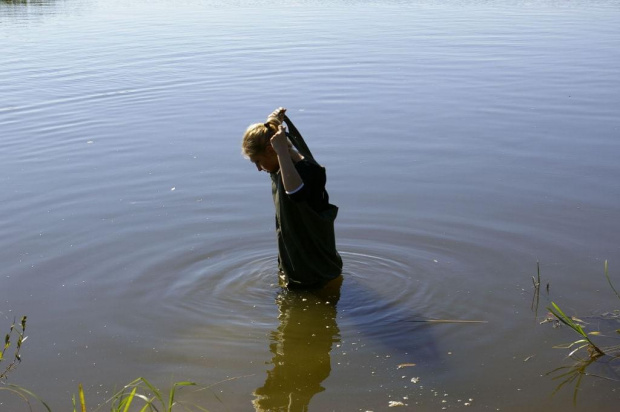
[1,315,27,380]
[0,383,52,412]
[73,378,210,412]
[1,315,53,411]
[546,356,599,406]
[547,301,605,357]
[604,260,620,301]
[543,260,620,405]
[531,261,541,317]
[0,316,215,411]
[545,260,620,358]
[3,376,219,412]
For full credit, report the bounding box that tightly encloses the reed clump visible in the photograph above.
[0,312,240,411]
[73,378,209,412]
[1,316,210,411]
[1,315,52,411]
[546,260,619,359]
[541,260,620,404]
[0,315,27,380]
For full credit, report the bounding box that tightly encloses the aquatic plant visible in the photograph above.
[543,260,620,404]
[545,336,620,406]
[604,260,620,301]
[0,315,27,380]
[1,315,52,411]
[546,260,618,358]
[531,261,552,320]
[0,383,52,412]
[0,317,205,411]
[73,375,256,412]
[547,301,605,357]
[3,373,234,412]
[546,356,601,406]
[73,378,209,412]
[531,261,542,317]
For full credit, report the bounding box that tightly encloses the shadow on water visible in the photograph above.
[337,273,445,362]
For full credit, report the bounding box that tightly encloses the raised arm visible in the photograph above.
[270,125,304,193]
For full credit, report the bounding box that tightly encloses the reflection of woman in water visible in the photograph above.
[253,278,342,411]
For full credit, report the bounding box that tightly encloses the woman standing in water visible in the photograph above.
[241,107,343,291]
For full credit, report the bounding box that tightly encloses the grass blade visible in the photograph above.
[3,384,53,412]
[568,344,590,358]
[549,302,585,337]
[604,260,620,301]
[573,372,585,406]
[548,302,605,356]
[168,382,196,412]
[122,386,138,412]
[139,377,165,407]
[79,383,86,412]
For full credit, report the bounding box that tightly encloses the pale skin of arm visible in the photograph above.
[271,125,305,193]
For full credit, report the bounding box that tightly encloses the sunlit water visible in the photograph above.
[1,0,620,410]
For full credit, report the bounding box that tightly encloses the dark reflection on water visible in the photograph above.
[253,278,342,411]
[542,312,620,403]
[338,282,443,362]
[2,0,620,409]
[1,0,52,4]
[546,354,620,405]
[252,273,446,410]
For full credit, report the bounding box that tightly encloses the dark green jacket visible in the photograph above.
[270,117,342,288]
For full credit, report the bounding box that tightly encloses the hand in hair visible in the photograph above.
[266,107,287,127]
[270,125,290,156]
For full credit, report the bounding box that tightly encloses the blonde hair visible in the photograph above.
[241,121,278,159]
[242,113,294,158]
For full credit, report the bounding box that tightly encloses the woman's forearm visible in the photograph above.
[277,152,303,193]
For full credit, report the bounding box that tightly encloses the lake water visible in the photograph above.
[1,0,620,410]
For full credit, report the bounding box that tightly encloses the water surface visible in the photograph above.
[1,0,620,410]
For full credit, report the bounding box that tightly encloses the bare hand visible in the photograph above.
[270,125,290,156]
[266,107,287,126]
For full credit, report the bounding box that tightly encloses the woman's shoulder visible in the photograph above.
[295,158,324,172]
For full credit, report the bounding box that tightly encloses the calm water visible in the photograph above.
[1,0,620,410]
